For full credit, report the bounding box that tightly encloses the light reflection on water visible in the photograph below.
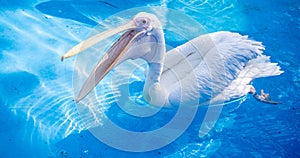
[14,79,83,141]
[1,8,93,144]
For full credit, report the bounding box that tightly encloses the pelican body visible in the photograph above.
[62,12,283,107]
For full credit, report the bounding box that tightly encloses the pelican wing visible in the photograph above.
[160,31,268,105]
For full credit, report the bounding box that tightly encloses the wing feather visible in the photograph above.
[161,31,264,105]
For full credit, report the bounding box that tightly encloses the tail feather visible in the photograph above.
[240,55,284,79]
[213,55,283,102]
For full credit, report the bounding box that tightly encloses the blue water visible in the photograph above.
[0,0,299,157]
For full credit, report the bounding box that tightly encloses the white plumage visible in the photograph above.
[62,12,283,106]
[160,31,283,106]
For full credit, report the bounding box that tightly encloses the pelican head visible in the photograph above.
[62,12,167,104]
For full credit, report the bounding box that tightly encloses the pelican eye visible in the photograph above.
[134,17,151,30]
[136,17,149,25]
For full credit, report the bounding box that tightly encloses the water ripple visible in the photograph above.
[0,9,95,145]
[164,0,245,32]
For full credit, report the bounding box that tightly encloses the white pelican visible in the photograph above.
[62,12,283,107]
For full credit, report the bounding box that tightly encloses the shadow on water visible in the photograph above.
[35,0,160,26]
[35,1,110,26]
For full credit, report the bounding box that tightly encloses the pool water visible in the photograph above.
[0,0,299,157]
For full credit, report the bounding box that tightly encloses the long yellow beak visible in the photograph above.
[62,20,145,103]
